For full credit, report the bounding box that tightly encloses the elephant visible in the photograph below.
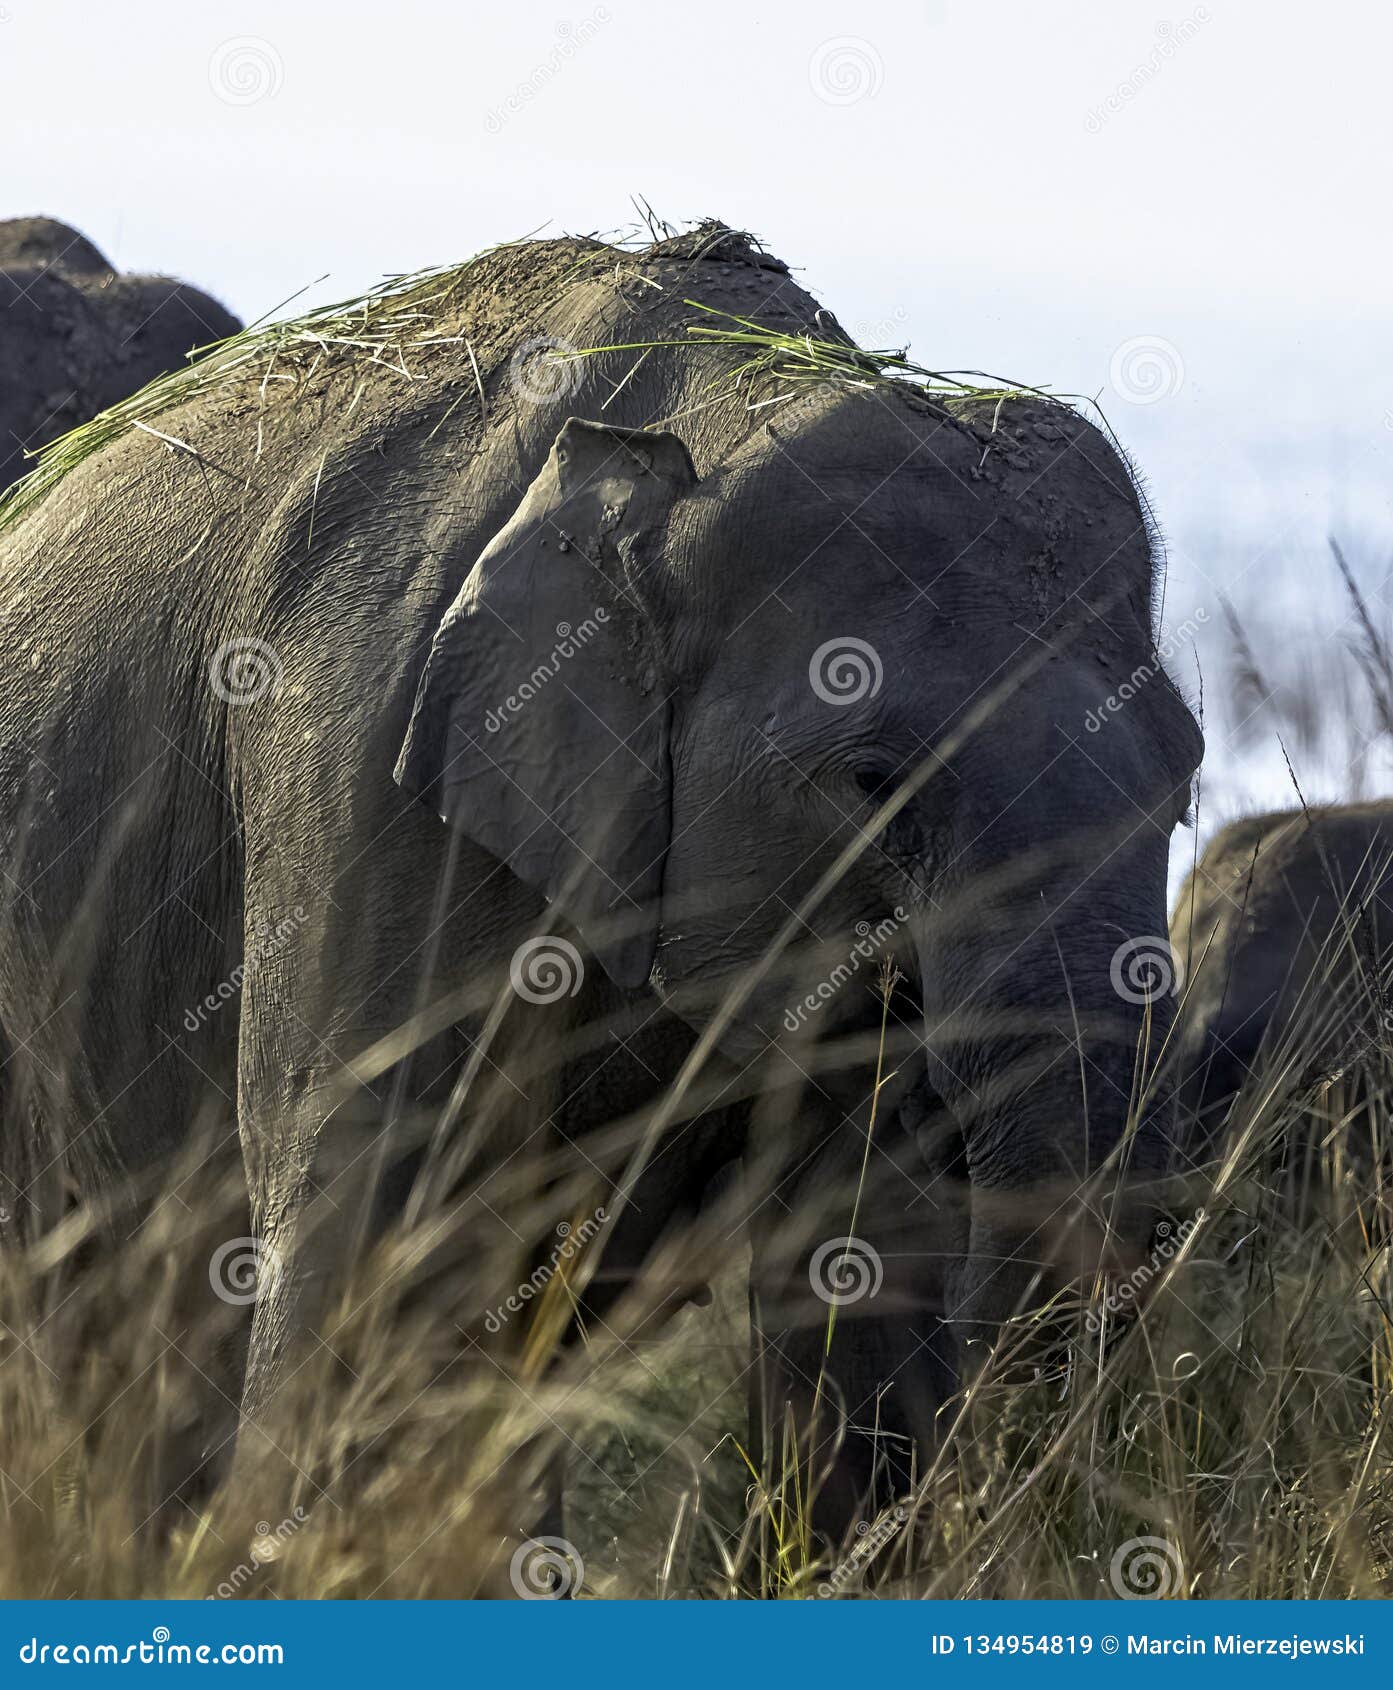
[0,215,241,493]
[0,220,1202,1553]
[1172,801,1393,1154]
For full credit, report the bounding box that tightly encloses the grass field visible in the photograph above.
[1,556,1391,1601]
[1,981,1389,1601]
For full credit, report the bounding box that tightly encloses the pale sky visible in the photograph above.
[4,0,1391,839]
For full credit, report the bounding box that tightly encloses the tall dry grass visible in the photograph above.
[2,980,1389,1598]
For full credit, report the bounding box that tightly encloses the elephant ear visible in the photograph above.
[395,418,696,989]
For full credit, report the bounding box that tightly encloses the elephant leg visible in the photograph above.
[229,1010,592,1593]
[0,896,245,1525]
[774,1326,952,1543]
[227,1056,383,1504]
[222,826,573,1553]
[748,1265,957,1548]
[742,1067,963,1556]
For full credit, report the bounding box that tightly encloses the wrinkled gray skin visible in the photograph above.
[1172,802,1393,1140]
[0,216,241,492]
[0,227,1201,1544]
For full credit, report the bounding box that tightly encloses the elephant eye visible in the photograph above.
[853,764,898,804]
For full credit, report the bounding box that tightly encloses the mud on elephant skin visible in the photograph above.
[0,215,241,493]
[0,220,1200,1551]
[1172,801,1393,1163]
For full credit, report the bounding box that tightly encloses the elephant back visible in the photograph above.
[0,215,114,281]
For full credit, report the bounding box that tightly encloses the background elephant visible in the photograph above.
[0,220,1201,1551]
[0,215,240,493]
[1172,802,1393,1154]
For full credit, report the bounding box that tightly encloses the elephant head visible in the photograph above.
[396,383,1204,1358]
[0,216,241,493]
[1172,801,1393,1143]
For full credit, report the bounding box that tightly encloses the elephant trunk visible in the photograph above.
[915,900,1178,1341]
